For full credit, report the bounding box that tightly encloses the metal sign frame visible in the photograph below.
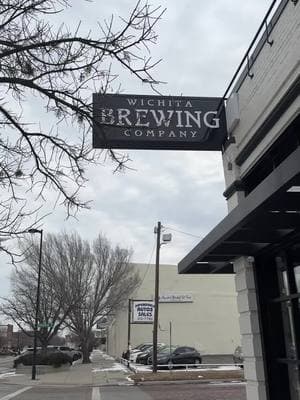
[131,299,154,324]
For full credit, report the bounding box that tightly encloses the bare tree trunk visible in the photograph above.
[81,340,91,364]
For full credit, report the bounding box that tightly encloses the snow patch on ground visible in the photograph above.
[132,364,241,373]
[197,366,241,371]
[0,372,17,379]
[92,363,128,373]
[100,355,115,361]
[91,350,115,361]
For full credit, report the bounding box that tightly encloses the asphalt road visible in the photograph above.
[0,382,246,400]
[0,357,14,374]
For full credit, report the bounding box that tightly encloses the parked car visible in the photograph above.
[13,347,73,368]
[136,344,167,364]
[233,346,244,365]
[0,348,17,356]
[148,345,202,369]
[129,343,154,362]
[50,346,82,361]
[122,343,152,361]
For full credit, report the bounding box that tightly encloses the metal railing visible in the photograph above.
[127,361,243,373]
[223,0,291,99]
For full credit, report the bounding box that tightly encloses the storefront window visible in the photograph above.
[275,250,300,400]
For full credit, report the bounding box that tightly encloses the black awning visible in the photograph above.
[178,146,300,274]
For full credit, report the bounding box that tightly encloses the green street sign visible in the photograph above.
[37,322,53,328]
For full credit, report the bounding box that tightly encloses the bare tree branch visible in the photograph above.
[65,234,140,363]
[0,232,93,348]
[0,0,164,241]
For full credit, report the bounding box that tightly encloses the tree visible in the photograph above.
[0,0,164,238]
[0,232,93,349]
[66,234,140,363]
[0,231,140,362]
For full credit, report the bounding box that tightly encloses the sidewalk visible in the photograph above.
[0,351,244,388]
[0,350,131,387]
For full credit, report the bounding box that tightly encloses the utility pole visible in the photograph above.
[169,321,172,357]
[127,299,131,364]
[152,221,161,373]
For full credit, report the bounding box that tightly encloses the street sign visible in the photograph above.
[37,322,53,328]
[93,94,227,151]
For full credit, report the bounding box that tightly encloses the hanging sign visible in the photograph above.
[93,94,227,151]
[131,300,154,324]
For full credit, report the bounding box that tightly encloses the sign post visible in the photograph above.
[127,299,154,363]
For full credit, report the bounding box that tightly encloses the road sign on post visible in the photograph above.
[37,322,53,328]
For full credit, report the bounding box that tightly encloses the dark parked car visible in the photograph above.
[13,347,73,368]
[122,343,152,360]
[136,344,167,365]
[50,346,82,361]
[0,348,17,356]
[148,345,202,369]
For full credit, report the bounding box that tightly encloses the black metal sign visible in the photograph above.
[93,94,227,151]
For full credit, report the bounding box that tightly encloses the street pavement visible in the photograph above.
[0,382,246,400]
[0,350,130,387]
[0,356,14,374]
[0,350,246,399]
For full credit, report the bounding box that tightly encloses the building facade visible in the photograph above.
[106,263,240,359]
[0,324,13,349]
[178,1,300,399]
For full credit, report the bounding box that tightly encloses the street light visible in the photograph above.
[27,228,43,381]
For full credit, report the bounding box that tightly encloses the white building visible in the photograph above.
[106,263,240,359]
[179,1,300,399]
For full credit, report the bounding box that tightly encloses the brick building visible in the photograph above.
[11,331,34,350]
[0,324,13,349]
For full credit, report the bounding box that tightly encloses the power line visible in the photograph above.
[139,239,156,287]
[164,226,202,239]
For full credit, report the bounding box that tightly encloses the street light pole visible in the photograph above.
[152,221,161,373]
[28,228,43,381]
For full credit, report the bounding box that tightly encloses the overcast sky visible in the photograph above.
[0,0,273,297]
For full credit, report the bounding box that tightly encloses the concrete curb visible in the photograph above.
[0,378,244,388]
[0,373,133,388]
[134,378,245,386]
[0,381,134,388]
